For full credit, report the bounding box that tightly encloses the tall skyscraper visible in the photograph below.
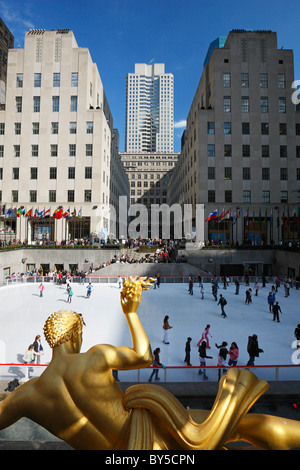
[125,63,174,153]
[0,18,14,110]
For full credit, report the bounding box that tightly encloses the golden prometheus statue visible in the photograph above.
[0,276,300,450]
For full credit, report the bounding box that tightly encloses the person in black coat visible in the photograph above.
[294,324,300,348]
[272,302,282,322]
[184,337,192,366]
[247,334,264,366]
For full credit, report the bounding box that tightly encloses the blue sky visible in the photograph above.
[1,0,300,152]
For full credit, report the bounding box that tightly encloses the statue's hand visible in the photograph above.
[120,277,154,315]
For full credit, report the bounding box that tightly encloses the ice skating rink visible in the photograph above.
[0,279,299,383]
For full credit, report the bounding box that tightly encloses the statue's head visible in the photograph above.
[44,310,85,349]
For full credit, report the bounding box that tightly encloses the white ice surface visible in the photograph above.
[0,279,299,383]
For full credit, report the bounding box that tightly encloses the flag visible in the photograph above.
[34,209,39,218]
[245,209,248,226]
[252,210,255,226]
[63,208,70,219]
[25,208,32,217]
[5,208,12,216]
[237,209,241,219]
[205,209,218,222]
[217,209,224,223]
[232,213,237,225]
[0,204,5,216]
[53,208,63,219]
[281,210,284,226]
[264,208,267,224]
[44,209,51,217]
[77,208,82,218]
[277,209,280,228]
[71,208,77,218]
[270,209,273,225]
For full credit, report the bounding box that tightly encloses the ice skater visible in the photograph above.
[200,283,205,299]
[188,276,193,295]
[162,315,173,344]
[38,283,44,297]
[184,337,192,366]
[267,291,275,312]
[66,287,73,303]
[228,342,239,366]
[218,294,227,317]
[198,341,213,379]
[197,325,212,349]
[148,348,165,382]
[294,324,300,348]
[247,334,264,366]
[272,302,282,322]
[86,283,93,298]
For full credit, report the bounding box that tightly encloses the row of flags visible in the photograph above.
[205,207,300,227]
[0,206,82,219]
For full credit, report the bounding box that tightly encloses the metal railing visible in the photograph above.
[1,363,299,386]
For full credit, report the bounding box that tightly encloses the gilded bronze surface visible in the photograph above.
[0,276,300,450]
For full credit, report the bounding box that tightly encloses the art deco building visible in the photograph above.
[168,30,300,246]
[0,18,14,110]
[0,29,129,243]
[125,63,174,153]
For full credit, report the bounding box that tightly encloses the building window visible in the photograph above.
[281,191,288,203]
[14,145,20,157]
[224,96,231,112]
[278,97,286,113]
[86,122,94,134]
[296,146,300,158]
[208,190,215,202]
[279,123,287,135]
[224,167,232,180]
[15,97,22,113]
[207,122,215,134]
[34,73,41,87]
[280,145,287,158]
[12,168,19,180]
[70,96,77,112]
[242,122,250,135]
[0,168,2,179]
[261,123,269,135]
[68,190,75,202]
[262,191,270,203]
[224,144,231,157]
[52,96,59,112]
[49,167,57,179]
[241,97,249,113]
[224,122,231,134]
[241,73,249,88]
[296,124,300,136]
[297,169,300,180]
[71,72,78,87]
[260,73,268,88]
[16,73,23,88]
[50,144,58,157]
[260,97,268,113]
[208,167,215,179]
[84,190,91,202]
[0,123,4,135]
[51,122,59,134]
[14,122,21,135]
[68,167,75,179]
[53,73,60,87]
[262,168,270,180]
[12,190,18,203]
[280,168,288,180]
[32,122,39,134]
[243,190,251,203]
[30,167,38,179]
[33,96,40,112]
[278,73,286,88]
[31,145,38,157]
[225,190,232,203]
[69,144,76,157]
[243,167,251,180]
[223,73,231,87]
[70,122,77,134]
[262,145,269,158]
[49,190,56,202]
[30,190,37,203]
[86,144,93,156]
[85,167,92,179]
[207,144,215,157]
[0,145,4,158]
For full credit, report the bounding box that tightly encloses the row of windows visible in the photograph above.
[222,96,288,114]
[131,189,167,196]
[3,166,94,180]
[14,95,78,113]
[0,121,94,135]
[130,198,167,205]
[207,167,298,180]
[208,122,300,136]
[0,144,93,158]
[206,144,300,158]
[206,190,289,204]
[8,189,93,204]
[222,72,286,89]
[16,72,79,88]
